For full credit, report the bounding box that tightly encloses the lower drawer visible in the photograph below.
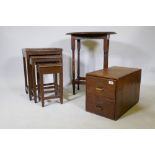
[95,96,115,119]
[86,94,115,120]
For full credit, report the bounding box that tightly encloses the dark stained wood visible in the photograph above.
[71,36,76,95]
[37,61,63,107]
[59,67,63,104]
[87,66,140,79]
[30,54,62,103]
[75,79,86,84]
[40,69,44,107]
[86,66,142,120]
[67,32,116,38]
[30,62,36,102]
[23,56,28,94]
[104,37,109,69]
[79,77,86,80]
[30,55,62,64]
[67,32,116,94]
[44,95,60,100]
[22,48,62,101]
[42,83,55,86]
[54,74,58,96]
[77,39,81,90]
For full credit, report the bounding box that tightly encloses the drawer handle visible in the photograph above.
[96,105,103,110]
[96,87,104,91]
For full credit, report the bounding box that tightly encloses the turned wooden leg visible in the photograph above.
[103,36,110,69]
[71,36,76,95]
[77,39,81,90]
[23,56,28,94]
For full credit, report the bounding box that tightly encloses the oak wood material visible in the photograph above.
[37,62,63,107]
[67,32,116,94]
[22,48,62,101]
[23,56,28,94]
[67,32,116,39]
[30,54,62,103]
[71,36,76,95]
[86,66,141,120]
[77,39,81,90]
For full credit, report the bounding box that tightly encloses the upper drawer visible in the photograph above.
[86,75,116,100]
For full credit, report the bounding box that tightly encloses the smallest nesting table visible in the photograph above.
[66,32,116,95]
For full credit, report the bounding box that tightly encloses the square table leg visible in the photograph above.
[31,63,37,103]
[71,36,76,95]
[23,56,28,94]
[27,56,33,100]
[60,69,63,104]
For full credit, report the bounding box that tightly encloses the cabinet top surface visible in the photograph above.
[87,66,141,80]
[66,32,116,37]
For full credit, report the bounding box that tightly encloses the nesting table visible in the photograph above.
[67,32,116,94]
[22,48,62,101]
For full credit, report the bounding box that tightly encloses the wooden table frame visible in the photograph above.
[29,55,62,103]
[67,32,116,95]
[37,63,63,107]
[22,48,62,101]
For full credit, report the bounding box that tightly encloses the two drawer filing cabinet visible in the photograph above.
[86,66,141,120]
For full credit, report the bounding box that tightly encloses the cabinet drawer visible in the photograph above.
[87,76,116,100]
[95,96,115,119]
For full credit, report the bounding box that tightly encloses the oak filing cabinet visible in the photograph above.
[86,66,141,120]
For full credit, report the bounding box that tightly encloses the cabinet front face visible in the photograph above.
[86,76,116,119]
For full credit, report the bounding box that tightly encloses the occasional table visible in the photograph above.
[66,32,116,94]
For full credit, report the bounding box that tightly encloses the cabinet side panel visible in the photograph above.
[115,70,141,119]
[86,76,96,112]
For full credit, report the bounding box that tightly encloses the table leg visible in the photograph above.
[77,39,81,90]
[23,56,28,94]
[54,73,58,96]
[60,69,63,104]
[103,36,110,69]
[37,68,40,101]
[71,36,76,95]
[40,72,44,107]
[27,57,32,100]
[32,63,37,103]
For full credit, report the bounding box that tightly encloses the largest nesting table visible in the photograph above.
[66,32,116,95]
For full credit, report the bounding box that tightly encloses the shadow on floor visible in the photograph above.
[63,85,85,102]
[120,103,144,119]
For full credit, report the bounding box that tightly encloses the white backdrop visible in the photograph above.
[0,26,155,88]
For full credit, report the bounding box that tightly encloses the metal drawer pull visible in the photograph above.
[96,87,104,91]
[96,105,103,110]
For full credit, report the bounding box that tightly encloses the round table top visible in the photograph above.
[66,32,116,37]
